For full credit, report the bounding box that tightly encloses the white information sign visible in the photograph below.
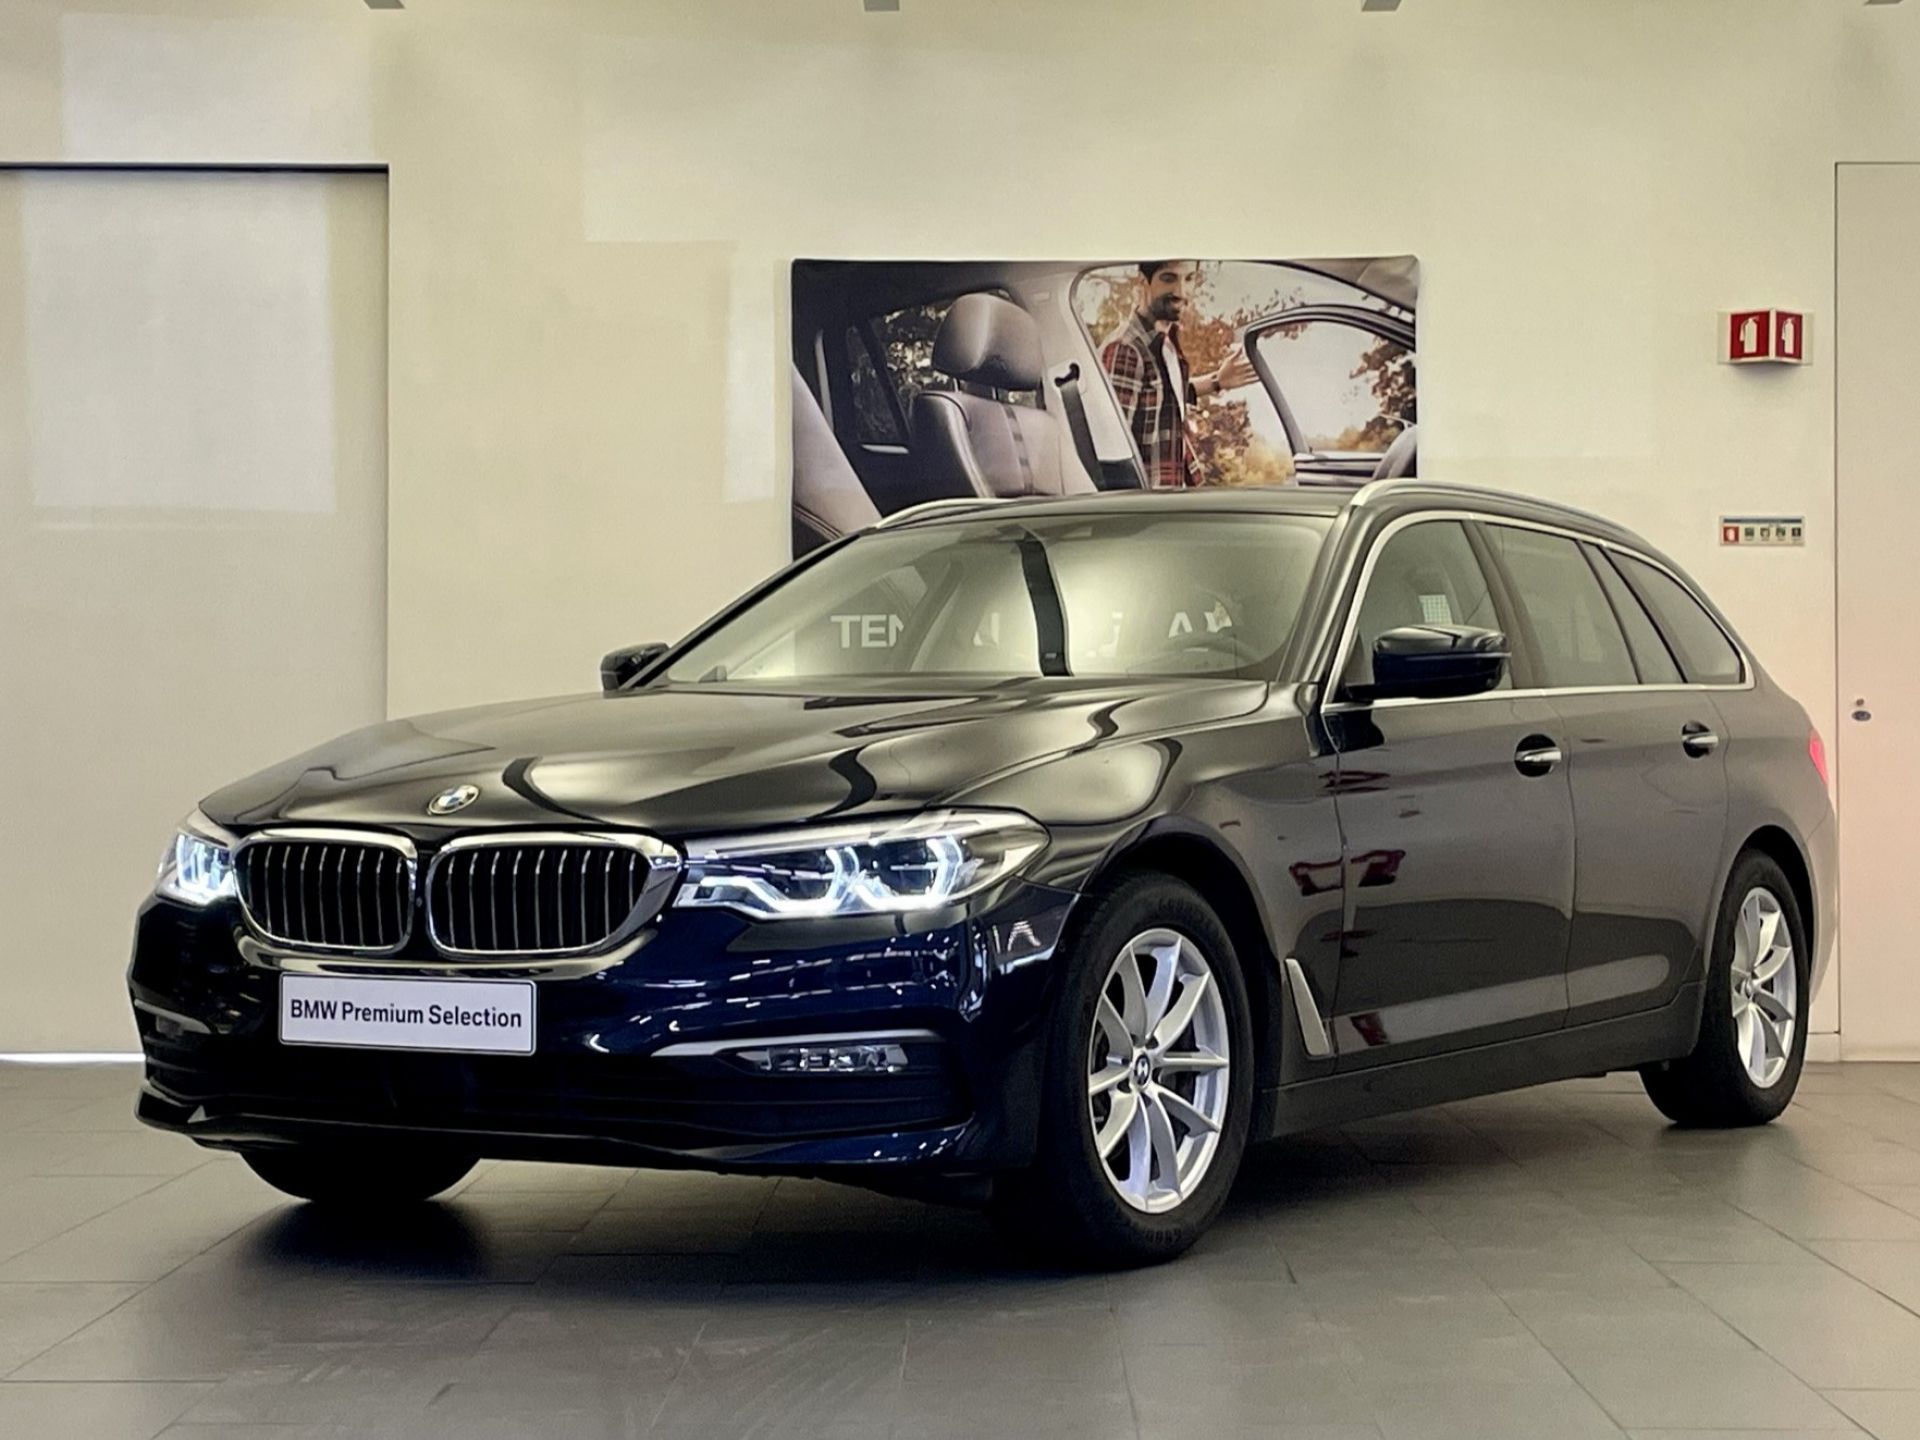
[280,975,535,1056]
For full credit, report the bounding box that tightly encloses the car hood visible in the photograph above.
[201,678,1272,838]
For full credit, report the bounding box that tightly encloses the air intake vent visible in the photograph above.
[235,833,416,953]
[426,834,680,957]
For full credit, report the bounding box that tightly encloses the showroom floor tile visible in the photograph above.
[1,1062,1918,1438]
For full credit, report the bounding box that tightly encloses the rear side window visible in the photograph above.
[1483,524,1636,688]
[1614,555,1745,685]
[1587,544,1683,684]
[1344,520,1508,690]
[845,328,902,444]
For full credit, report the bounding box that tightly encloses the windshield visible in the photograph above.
[663,511,1331,685]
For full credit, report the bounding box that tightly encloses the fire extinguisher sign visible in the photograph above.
[1721,309,1809,365]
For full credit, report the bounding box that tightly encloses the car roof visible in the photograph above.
[875,488,1348,528]
[873,481,1652,551]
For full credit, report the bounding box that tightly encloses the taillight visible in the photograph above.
[1809,728,1829,787]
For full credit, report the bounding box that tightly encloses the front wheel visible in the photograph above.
[240,1145,477,1206]
[1641,850,1809,1127]
[992,875,1253,1267]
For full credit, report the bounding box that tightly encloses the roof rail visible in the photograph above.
[1347,478,1619,532]
[873,497,1007,529]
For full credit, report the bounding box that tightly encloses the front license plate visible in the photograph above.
[279,975,536,1056]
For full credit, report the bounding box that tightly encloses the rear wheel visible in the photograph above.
[240,1145,476,1206]
[1641,851,1808,1126]
[992,875,1253,1267]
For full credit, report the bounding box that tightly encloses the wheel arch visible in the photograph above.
[1078,824,1287,1110]
[1698,822,1818,1010]
[1738,824,1816,960]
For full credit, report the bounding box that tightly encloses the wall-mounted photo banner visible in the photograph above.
[790,256,1418,556]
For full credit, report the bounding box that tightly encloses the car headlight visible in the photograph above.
[674,810,1048,920]
[155,812,237,907]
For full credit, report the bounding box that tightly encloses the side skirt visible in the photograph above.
[1262,982,1703,1138]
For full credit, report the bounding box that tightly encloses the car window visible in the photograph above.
[1344,520,1508,691]
[1248,319,1413,456]
[845,328,901,444]
[664,513,1332,685]
[1614,554,1745,685]
[1587,544,1683,684]
[1484,525,1637,688]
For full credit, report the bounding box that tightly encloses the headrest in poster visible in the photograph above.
[933,293,1043,392]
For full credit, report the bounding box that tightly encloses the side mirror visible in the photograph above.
[601,642,669,694]
[1365,624,1507,702]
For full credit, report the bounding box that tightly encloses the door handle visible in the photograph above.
[1681,722,1719,757]
[1514,735,1562,777]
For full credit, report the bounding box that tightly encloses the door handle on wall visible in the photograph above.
[1681,721,1719,757]
[1514,736,1562,777]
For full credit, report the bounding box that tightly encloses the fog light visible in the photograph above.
[737,1043,910,1074]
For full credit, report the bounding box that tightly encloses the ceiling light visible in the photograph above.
[363,0,403,9]
[864,0,901,10]
[1362,0,1403,10]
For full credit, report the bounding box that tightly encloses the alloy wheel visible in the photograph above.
[1086,927,1231,1214]
[1731,886,1797,1089]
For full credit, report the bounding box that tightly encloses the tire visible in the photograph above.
[1641,850,1809,1127]
[240,1144,476,1206]
[992,874,1254,1268]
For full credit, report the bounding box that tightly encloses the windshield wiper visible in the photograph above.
[1014,531,1070,677]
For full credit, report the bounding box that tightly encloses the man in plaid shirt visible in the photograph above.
[1099,261,1257,487]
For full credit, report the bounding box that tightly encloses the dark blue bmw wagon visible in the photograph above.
[130,480,1834,1264]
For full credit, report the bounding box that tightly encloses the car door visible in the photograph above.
[1241,305,1416,486]
[1320,517,1577,1068]
[1477,523,1730,1026]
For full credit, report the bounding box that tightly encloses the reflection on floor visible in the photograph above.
[1,1061,1918,1438]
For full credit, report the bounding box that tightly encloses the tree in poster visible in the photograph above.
[1351,334,1416,449]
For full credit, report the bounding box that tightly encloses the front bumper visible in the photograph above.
[128,881,1075,1177]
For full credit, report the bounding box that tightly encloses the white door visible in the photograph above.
[1836,162,1920,1060]
[0,169,389,1052]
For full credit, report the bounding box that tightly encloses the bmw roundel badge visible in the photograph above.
[426,784,479,816]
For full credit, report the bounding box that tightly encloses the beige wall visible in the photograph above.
[6,0,1919,1046]
[0,168,389,1051]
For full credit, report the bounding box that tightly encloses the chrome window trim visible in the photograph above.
[1349,478,1619,532]
[1320,508,1755,706]
[424,830,682,960]
[231,827,418,957]
[1321,681,1752,715]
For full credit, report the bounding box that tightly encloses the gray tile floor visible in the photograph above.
[2,1062,1919,1439]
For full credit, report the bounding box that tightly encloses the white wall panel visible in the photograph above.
[1834,164,1920,1061]
[59,14,371,163]
[0,169,387,1050]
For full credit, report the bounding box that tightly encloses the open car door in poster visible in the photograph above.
[790,256,1418,555]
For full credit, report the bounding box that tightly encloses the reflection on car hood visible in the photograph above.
[201,679,1273,836]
